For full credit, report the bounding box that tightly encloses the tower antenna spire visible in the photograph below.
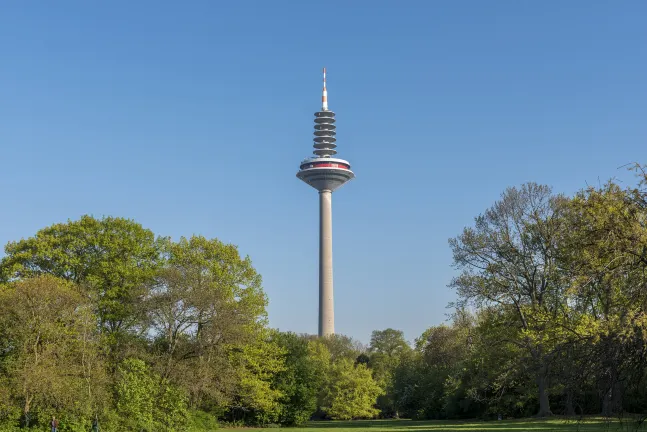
[322,67,328,111]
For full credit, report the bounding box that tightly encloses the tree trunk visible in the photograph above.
[611,380,623,414]
[23,397,32,428]
[564,387,575,416]
[601,375,623,417]
[536,362,553,417]
[600,338,623,418]
[601,388,611,417]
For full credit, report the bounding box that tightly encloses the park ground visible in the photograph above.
[220,418,647,432]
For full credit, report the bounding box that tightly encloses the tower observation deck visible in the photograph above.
[296,68,355,337]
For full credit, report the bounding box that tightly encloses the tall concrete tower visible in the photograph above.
[297,68,355,337]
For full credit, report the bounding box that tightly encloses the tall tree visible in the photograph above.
[272,332,321,426]
[0,215,162,341]
[368,329,411,417]
[146,235,269,412]
[0,275,108,428]
[449,183,568,416]
[370,329,410,358]
[314,334,365,362]
[562,180,647,415]
[463,307,537,417]
[398,320,473,419]
[306,339,333,416]
[228,329,285,425]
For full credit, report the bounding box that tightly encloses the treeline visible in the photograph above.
[392,166,647,420]
[1,166,647,430]
[0,216,385,431]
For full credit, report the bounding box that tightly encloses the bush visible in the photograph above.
[115,359,190,432]
[0,423,20,432]
[155,380,189,431]
[321,359,384,420]
[116,359,156,431]
[186,410,219,432]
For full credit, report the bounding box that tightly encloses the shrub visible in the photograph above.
[186,410,219,432]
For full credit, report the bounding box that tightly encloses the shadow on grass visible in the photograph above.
[301,417,647,431]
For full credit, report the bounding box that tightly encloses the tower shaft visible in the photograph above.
[319,189,334,337]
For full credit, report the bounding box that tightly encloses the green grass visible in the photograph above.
[220,417,647,432]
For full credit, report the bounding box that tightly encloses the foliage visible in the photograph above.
[156,379,189,432]
[321,359,384,420]
[116,358,189,432]
[0,275,108,428]
[147,235,268,411]
[227,329,285,425]
[0,217,271,430]
[0,216,162,340]
[305,334,364,361]
[186,409,219,432]
[368,329,411,417]
[115,359,156,431]
[272,332,321,426]
[449,183,568,417]
[389,171,647,421]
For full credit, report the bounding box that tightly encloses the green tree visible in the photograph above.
[370,329,410,357]
[0,216,162,342]
[368,329,411,417]
[228,330,285,425]
[115,358,189,432]
[313,334,364,362]
[146,235,269,412]
[561,179,647,415]
[156,379,189,432]
[390,315,476,420]
[449,183,569,416]
[0,275,108,428]
[116,358,156,431]
[463,307,536,418]
[417,323,468,418]
[272,332,320,426]
[321,359,383,420]
[306,339,333,415]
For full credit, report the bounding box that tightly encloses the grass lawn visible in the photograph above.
[219,417,647,432]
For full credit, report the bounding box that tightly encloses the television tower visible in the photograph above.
[297,68,355,337]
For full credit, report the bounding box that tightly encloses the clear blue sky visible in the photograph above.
[1,1,646,344]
